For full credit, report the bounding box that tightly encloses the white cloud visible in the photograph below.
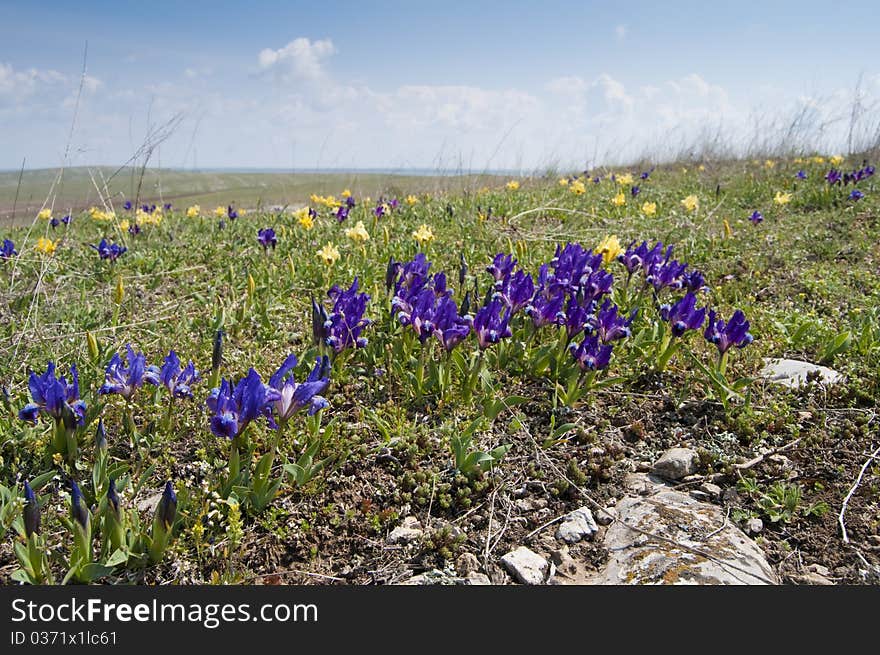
[258,37,336,80]
[615,24,627,39]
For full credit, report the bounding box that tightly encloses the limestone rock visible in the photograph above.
[759,358,843,388]
[555,508,599,544]
[652,448,700,480]
[501,546,549,585]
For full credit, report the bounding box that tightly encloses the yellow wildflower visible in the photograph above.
[698,164,706,172]
[37,208,52,221]
[52,452,64,466]
[641,201,657,216]
[295,207,314,230]
[764,159,775,169]
[616,173,633,186]
[611,192,626,207]
[774,191,792,205]
[316,242,340,266]
[119,218,130,232]
[812,156,825,164]
[723,218,733,238]
[345,220,370,243]
[595,235,623,266]
[341,189,352,198]
[506,180,520,191]
[569,179,585,195]
[405,194,419,206]
[214,206,226,217]
[681,195,699,212]
[829,155,844,166]
[35,237,57,255]
[412,224,435,245]
[186,205,201,218]
[558,177,569,187]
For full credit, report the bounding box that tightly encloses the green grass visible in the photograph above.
[0,156,878,584]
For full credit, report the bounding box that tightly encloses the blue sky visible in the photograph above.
[2,0,880,170]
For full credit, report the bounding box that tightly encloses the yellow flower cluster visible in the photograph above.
[412,224,434,245]
[89,207,116,221]
[136,209,163,226]
[345,220,370,243]
[35,237,57,255]
[294,207,314,230]
[616,173,633,186]
[641,201,657,216]
[405,195,419,206]
[829,155,844,166]
[681,195,699,212]
[37,208,52,221]
[558,177,569,187]
[610,192,626,207]
[310,194,342,208]
[595,235,623,266]
[569,179,585,195]
[774,191,792,205]
[186,205,201,218]
[316,242,340,266]
[341,189,352,198]
[506,180,520,191]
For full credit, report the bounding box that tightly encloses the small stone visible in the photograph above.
[807,563,831,577]
[745,517,764,535]
[386,516,423,545]
[595,508,615,526]
[759,358,843,388]
[501,546,549,585]
[554,507,599,544]
[792,572,834,586]
[652,448,700,480]
[689,490,712,502]
[515,497,547,513]
[137,492,163,514]
[635,461,652,473]
[698,483,722,499]
[722,488,741,505]
[463,573,492,585]
[455,552,481,577]
[767,454,793,469]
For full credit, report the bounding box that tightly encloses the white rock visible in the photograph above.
[555,508,599,544]
[652,448,700,480]
[386,516,423,545]
[759,358,843,388]
[501,546,549,585]
[745,518,764,535]
[699,483,722,499]
[582,474,778,585]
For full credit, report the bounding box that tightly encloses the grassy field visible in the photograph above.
[0,167,510,225]
[0,156,878,585]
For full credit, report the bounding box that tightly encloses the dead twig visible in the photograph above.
[839,442,880,544]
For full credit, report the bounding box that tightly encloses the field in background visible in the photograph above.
[0,167,511,225]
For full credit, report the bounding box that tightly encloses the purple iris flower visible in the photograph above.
[569,334,613,371]
[374,203,387,218]
[227,205,238,220]
[618,241,668,276]
[206,368,281,439]
[525,287,566,328]
[749,210,763,224]
[163,203,172,211]
[18,362,86,425]
[50,216,60,229]
[384,256,402,292]
[147,350,200,398]
[1,239,17,260]
[323,278,371,352]
[587,300,636,343]
[70,481,89,530]
[23,481,40,537]
[564,296,595,340]
[640,169,653,180]
[91,238,127,261]
[128,222,141,236]
[335,205,350,222]
[703,309,753,354]
[660,292,707,337]
[683,269,707,293]
[495,270,535,314]
[826,169,842,185]
[432,295,472,351]
[850,189,865,201]
[795,170,807,180]
[473,299,512,349]
[631,185,641,197]
[99,345,151,400]
[123,201,133,211]
[486,253,517,281]
[345,196,356,209]
[61,214,71,225]
[646,258,688,291]
[267,354,330,421]
[257,227,277,251]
